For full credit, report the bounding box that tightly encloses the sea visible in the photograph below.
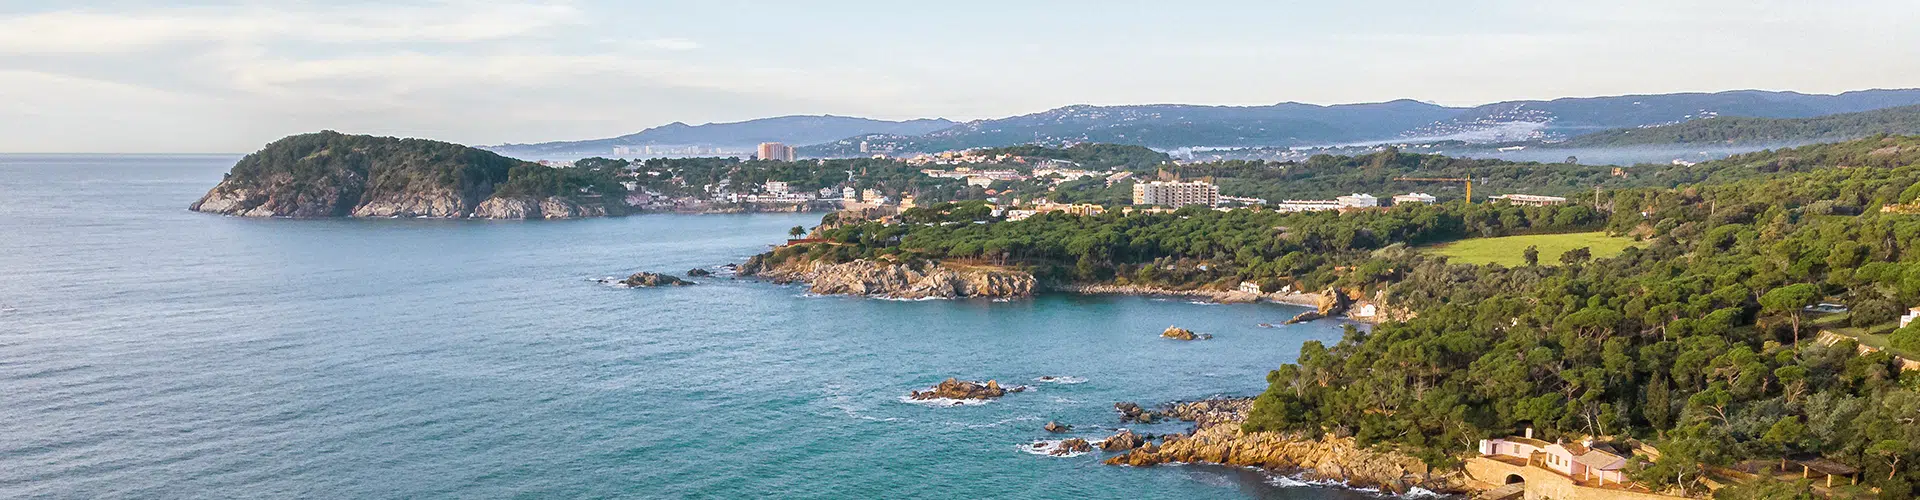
[0,155,1435,499]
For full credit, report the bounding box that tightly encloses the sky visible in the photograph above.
[3,0,1918,153]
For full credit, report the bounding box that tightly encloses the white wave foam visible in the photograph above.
[962,415,1044,429]
[591,277,631,288]
[873,295,953,302]
[1264,473,1443,498]
[1017,439,1092,458]
[897,395,990,407]
[1032,376,1087,384]
[818,385,906,423]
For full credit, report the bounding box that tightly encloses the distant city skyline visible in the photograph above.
[2,0,1918,153]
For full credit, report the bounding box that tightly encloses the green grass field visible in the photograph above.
[1429,232,1640,267]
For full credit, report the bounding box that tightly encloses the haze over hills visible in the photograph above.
[1554,103,1920,148]
[1400,88,1920,142]
[485,115,955,158]
[491,88,1920,161]
[806,88,1920,158]
[804,99,1465,156]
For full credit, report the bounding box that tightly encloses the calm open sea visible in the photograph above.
[0,154,1418,499]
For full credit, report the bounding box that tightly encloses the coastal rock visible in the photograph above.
[1115,402,1162,424]
[621,272,693,287]
[1102,399,1467,495]
[1284,288,1354,324]
[687,268,713,277]
[539,196,615,219]
[1284,311,1326,324]
[1051,283,1254,303]
[1053,438,1092,456]
[1160,326,1212,341]
[1165,399,1255,428]
[192,178,360,217]
[910,378,1010,400]
[471,196,540,219]
[744,257,1036,300]
[349,190,468,218]
[1101,430,1145,452]
[1317,289,1353,316]
[1045,421,1073,433]
[469,196,619,219]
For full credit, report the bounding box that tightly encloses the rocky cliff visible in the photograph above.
[190,131,626,219]
[1105,400,1469,495]
[741,255,1035,299]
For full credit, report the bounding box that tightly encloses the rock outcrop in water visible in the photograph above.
[1102,398,1467,495]
[910,378,1023,400]
[1159,326,1212,341]
[1045,421,1072,433]
[622,272,692,287]
[190,131,627,219]
[1053,438,1092,456]
[686,268,713,277]
[1114,402,1162,424]
[742,255,1035,299]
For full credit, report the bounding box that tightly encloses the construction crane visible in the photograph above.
[1393,177,1475,203]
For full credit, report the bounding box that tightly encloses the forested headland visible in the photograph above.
[760,135,1920,498]
[191,131,629,218]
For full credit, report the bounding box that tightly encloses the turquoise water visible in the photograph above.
[0,155,1406,499]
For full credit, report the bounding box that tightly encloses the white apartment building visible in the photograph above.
[1490,194,1570,207]
[1337,193,1379,208]
[1132,180,1220,207]
[1392,192,1437,205]
[1272,200,1343,213]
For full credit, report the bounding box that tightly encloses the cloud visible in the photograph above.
[0,2,919,151]
[634,38,701,51]
[0,2,587,54]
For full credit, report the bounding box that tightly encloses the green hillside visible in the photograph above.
[1561,105,1920,148]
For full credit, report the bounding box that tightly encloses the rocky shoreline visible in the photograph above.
[737,255,1395,324]
[1097,398,1470,496]
[740,256,1036,300]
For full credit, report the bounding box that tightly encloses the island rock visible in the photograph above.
[1160,326,1212,341]
[621,272,693,287]
[1052,438,1092,456]
[190,131,628,219]
[910,378,1012,400]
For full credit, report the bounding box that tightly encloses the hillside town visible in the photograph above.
[600,142,1571,218]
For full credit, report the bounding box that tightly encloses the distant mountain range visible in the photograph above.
[486,115,955,158]
[1403,89,1920,145]
[804,100,1463,156]
[490,89,1920,159]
